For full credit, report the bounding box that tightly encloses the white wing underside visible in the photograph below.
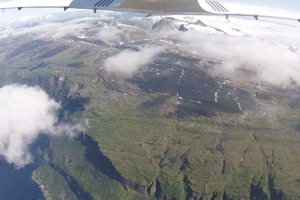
[0,0,299,21]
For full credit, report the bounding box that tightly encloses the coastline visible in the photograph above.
[32,171,51,200]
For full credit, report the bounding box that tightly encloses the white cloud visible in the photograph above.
[94,26,123,44]
[2,12,300,86]
[177,30,300,87]
[104,46,164,76]
[0,84,82,168]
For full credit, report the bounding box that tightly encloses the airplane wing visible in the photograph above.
[199,1,300,21]
[0,0,299,22]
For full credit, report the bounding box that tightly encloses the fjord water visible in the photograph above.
[0,162,44,200]
[0,135,48,200]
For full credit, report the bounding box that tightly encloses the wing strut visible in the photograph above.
[18,7,22,11]
[253,15,258,20]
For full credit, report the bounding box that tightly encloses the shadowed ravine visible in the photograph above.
[77,133,174,199]
[78,133,147,194]
[48,161,93,200]
[79,132,288,200]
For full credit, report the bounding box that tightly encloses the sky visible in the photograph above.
[0,7,63,22]
[0,0,300,22]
